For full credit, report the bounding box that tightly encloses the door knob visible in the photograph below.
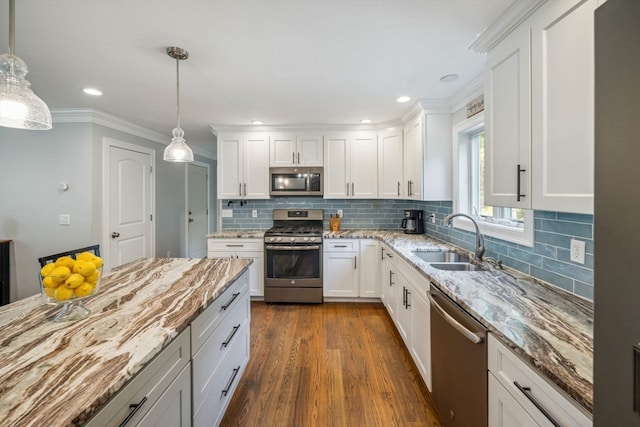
[188,218,194,223]
[111,232,120,238]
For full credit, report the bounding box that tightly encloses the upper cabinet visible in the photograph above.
[217,133,270,199]
[483,0,596,213]
[378,128,404,199]
[324,132,378,199]
[269,133,323,167]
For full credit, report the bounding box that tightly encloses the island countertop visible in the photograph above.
[0,257,251,427]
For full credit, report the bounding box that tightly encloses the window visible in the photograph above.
[453,112,533,247]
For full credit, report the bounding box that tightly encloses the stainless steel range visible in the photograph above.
[264,209,323,303]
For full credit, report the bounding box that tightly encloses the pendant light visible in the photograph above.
[163,47,193,162]
[0,0,52,130]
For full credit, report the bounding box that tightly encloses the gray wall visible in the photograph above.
[0,121,216,300]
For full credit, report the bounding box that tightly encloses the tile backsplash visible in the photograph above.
[221,198,594,300]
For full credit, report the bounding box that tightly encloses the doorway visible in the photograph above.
[187,162,209,258]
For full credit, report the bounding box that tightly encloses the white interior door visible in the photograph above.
[187,163,209,258]
[108,144,153,268]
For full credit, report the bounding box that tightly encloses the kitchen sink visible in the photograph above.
[428,262,484,272]
[412,250,470,263]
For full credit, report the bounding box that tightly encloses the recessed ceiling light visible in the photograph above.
[360,118,372,124]
[396,96,411,103]
[251,120,264,125]
[440,74,459,83]
[82,88,102,96]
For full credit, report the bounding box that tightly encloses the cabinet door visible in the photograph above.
[409,288,431,390]
[384,254,399,317]
[485,25,531,209]
[489,374,538,427]
[404,116,423,200]
[243,134,270,199]
[218,135,243,199]
[137,364,191,427]
[324,135,349,198]
[244,251,264,297]
[359,240,380,297]
[297,134,323,166]
[378,129,404,199]
[423,114,453,201]
[350,133,378,198]
[270,134,297,166]
[531,0,595,214]
[323,251,359,297]
[395,277,411,344]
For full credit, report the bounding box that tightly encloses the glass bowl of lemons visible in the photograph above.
[39,252,103,322]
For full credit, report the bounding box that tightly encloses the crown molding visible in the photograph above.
[210,118,405,135]
[400,99,452,123]
[52,109,216,160]
[449,73,485,113]
[469,0,546,53]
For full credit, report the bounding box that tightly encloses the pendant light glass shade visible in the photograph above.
[163,47,193,162]
[0,0,52,130]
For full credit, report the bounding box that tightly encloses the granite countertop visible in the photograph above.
[326,229,593,414]
[0,257,252,427]
[207,230,265,238]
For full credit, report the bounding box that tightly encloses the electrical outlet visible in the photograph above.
[252,209,257,218]
[222,209,233,218]
[337,209,343,218]
[570,239,586,264]
[428,214,436,224]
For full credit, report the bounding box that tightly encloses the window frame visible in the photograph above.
[452,112,534,247]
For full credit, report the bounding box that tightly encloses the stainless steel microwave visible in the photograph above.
[270,167,323,196]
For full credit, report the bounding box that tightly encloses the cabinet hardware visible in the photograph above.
[514,381,561,427]
[406,288,411,308]
[397,181,400,197]
[334,244,348,248]
[119,396,147,427]
[516,164,526,202]
[222,324,241,348]
[389,270,394,286]
[381,247,385,261]
[346,182,350,197]
[111,232,120,239]
[351,182,354,196]
[226,244,244,247]
[188,218,194,223]
[297,152,300,164]
[243,183,247,197]
[221,366,241,396]
[402,287,406,306]
[354,256,357,269]
[221,292,240,311]
[238,183,242,197]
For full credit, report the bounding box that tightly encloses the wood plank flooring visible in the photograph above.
[220,302,443,427]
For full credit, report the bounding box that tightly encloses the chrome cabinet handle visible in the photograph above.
[514,382,561,427]
[222,324,241,348]
[516,164,526,202]
[118,396,147,427]
[222,366,241,396]
[427,291,483,344]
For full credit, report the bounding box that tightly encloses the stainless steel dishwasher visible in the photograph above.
[428,283,487,427]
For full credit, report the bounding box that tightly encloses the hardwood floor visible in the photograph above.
[220,302,443,427]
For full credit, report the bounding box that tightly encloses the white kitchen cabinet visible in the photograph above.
[323,239,360,298]
[217,133,269,199]
[530,0,595,214]
[208,239,264,297]
[403,115,423,200]
[408,285,431,390]
[488,333,592,427]
[359,239,380,298]
[378,128,404,199]
[270,133,323,167]
[324,132,377,199]
[485,23,531,209]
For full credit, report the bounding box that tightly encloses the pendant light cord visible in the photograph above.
[9,0,15,54]
[176,56,181,130]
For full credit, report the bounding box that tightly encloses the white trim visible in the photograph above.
[185,161,211,256]
[448,74,485,113]
[101,137,156,271]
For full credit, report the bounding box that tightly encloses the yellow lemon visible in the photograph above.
[76,252,95,262]
[64,273,84,289]
[54,256,75,269]
[54,286,74,301]
[74,283,94,298]
[51,266,71,282]
[43,287,56,298]
[40,263,56,277]
[42,276,58,289]
[92,256,103,269]
[76,260,97,277]
[85,270,100,284]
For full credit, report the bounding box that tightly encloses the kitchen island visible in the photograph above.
[0,257,251,427]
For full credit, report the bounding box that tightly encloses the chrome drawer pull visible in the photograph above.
[221,292,240,311]
[514,381,561,427]
[222,325,241,348]
[119,396,147,427]
[222,366,241,396]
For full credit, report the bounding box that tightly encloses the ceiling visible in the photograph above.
[0,0,514,157]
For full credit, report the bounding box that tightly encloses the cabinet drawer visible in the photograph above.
[488,334,591,426]
[192,290,250,414]
[324,240,358,252]
[85,328,191,427]
[191,270,249,354]
[193,321,250,427]
[207,239,262,252]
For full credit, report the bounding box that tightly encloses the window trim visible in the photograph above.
[452,112,534,247]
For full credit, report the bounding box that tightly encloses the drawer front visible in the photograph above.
[191,271,249,354]
[488,334,592,426]
[193,321,250,427]
[192,290,250,413]
[208,239,262,252]
[85,328,191,427]
[324,240,358,252]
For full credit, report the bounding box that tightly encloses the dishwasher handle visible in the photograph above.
[427,291,484,344]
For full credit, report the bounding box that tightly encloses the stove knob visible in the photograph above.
[276,237,282,242]
[303,237,309,242]
[290,237,296,242]
[269,237,275,242]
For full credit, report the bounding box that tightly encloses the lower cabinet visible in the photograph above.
[323,239,360,298]
[359,239,380,297]
[208,239,264,297]
[137,364,192,427]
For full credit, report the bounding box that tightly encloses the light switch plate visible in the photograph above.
[222,209,233,218]
[59,214,70,225]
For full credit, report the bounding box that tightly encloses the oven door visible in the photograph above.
[265,244,322,287]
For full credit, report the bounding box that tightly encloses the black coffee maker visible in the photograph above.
[401,209,425,234]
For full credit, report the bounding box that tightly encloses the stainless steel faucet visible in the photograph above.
[442,213,485,260]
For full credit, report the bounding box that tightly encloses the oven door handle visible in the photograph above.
[265,245,321,251]
[427,291,483,344]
